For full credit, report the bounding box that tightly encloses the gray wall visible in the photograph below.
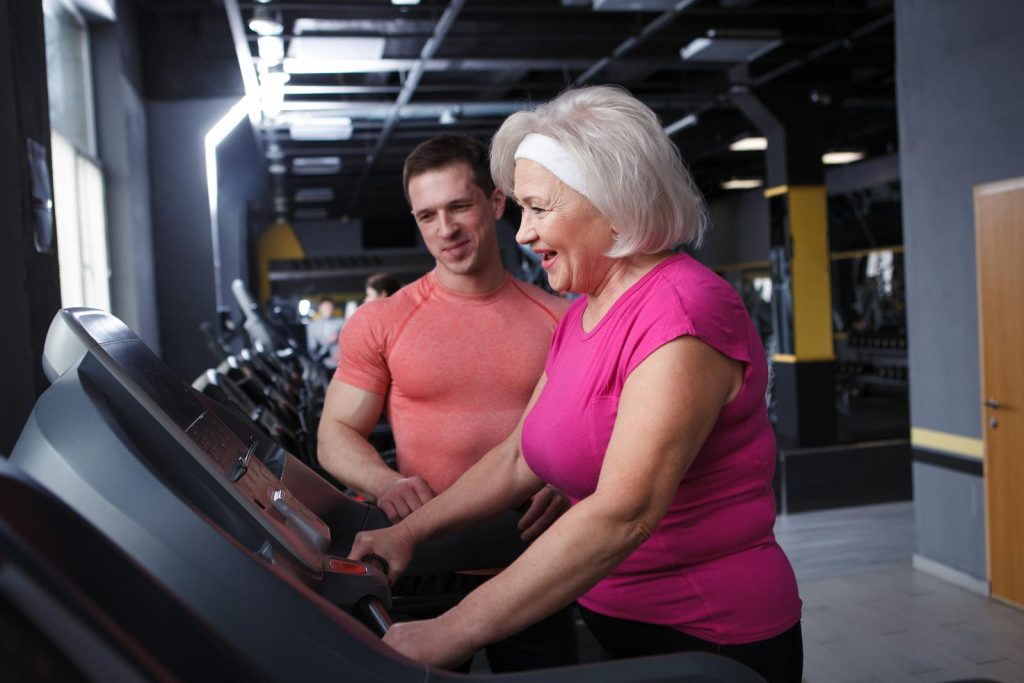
[897,0,1024,438]
[147,98,264,380]
[92,3,160,351]
[912,462,987,579]
[896,0,1024,580]
[292,219,364,256]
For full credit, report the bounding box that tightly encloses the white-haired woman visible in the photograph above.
[351,85,802,682]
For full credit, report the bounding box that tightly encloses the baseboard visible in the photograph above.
[912,553,990,595]
[774,439,911,513]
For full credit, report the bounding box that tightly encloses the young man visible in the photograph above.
[316,135,574,671]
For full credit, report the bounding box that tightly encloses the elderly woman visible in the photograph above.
[350,85,802,682]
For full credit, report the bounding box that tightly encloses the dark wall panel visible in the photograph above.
[699,189,771,269]
[147,97,238,380]
[0,1,62,455]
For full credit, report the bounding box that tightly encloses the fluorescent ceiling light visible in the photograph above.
[287,37,386,61]
[289,116,354,141]
[248,7,283,36]
[260,69,290,87]
[391,0,422,4]
[284,59,393,74]
[258,36,284,63]
[265,144,284,161]
[439,108,458,125]
[295,187,335,203]
[293,156,342,175]
[294,207,329,221]
[822,151,866,165]
[268,163,288,175]
[729,136,768,152]
[720,178,764,190]
[680,30,782,63]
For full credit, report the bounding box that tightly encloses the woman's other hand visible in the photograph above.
[384,616,479,670]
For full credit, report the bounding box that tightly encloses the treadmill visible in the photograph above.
[7,308,765,682]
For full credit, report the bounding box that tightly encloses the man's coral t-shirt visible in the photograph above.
[336,271,568,493]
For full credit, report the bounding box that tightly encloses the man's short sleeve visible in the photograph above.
[333,305,391,394]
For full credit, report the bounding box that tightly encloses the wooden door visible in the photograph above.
[975,177,1024,608]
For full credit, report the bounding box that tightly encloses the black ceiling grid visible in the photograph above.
[147,0,897,226]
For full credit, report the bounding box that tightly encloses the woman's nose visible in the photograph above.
[515,215,535,245]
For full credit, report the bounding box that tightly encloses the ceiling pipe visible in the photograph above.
[751,14,893,88]
[572,0,701,87]
[346,0,466,216]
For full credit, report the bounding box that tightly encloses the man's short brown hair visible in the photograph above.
[402,134,496,203]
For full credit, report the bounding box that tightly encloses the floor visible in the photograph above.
[475,502,1024,682]
[774,502,1024,683]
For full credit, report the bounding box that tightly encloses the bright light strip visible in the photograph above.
[283,58,393,74]
[822,151,866,165]
[205,95,255,310]
[663,113,698,136]
[392,0,421,4]
[720,178,764,190]
[729,136,768,152]
[249,7,282,36]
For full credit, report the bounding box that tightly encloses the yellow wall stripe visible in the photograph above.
[911,427,984,460]
[788,186,835,361]
[831,245,905,261]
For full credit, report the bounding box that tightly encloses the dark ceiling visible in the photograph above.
[139,0,896,236]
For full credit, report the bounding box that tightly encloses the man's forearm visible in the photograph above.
[317,420,400,499]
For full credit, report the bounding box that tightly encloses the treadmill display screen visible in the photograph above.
[185,411,246,477]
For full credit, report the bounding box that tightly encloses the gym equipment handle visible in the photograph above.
[355,596,393,636]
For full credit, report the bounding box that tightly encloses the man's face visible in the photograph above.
[407,163,505,279]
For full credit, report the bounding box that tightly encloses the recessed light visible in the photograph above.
[720,178,764,190]
[822,151,866,165]
[248,7,283,36]
[729,136,768,152]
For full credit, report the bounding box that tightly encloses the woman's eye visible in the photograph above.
[531,206,546,214]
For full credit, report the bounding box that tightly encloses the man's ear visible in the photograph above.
[491,187,507,220]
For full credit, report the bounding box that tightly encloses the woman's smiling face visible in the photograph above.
[512,159,616,294]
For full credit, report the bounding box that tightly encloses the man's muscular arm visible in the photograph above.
[317,380,434,522]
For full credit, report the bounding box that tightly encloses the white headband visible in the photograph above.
[513,133,591,200]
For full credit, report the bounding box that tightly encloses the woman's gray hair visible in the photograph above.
[491,85,707,257]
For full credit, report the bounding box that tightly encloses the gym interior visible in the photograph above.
[1,1,1022,681]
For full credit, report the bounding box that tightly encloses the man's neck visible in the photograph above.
[433,254,508,296]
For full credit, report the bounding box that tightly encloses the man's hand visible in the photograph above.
[517,485,569,543]
[376,476,436,522]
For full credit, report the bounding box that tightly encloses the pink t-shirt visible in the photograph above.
[522,254,801,644]
[337,271,568,493]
